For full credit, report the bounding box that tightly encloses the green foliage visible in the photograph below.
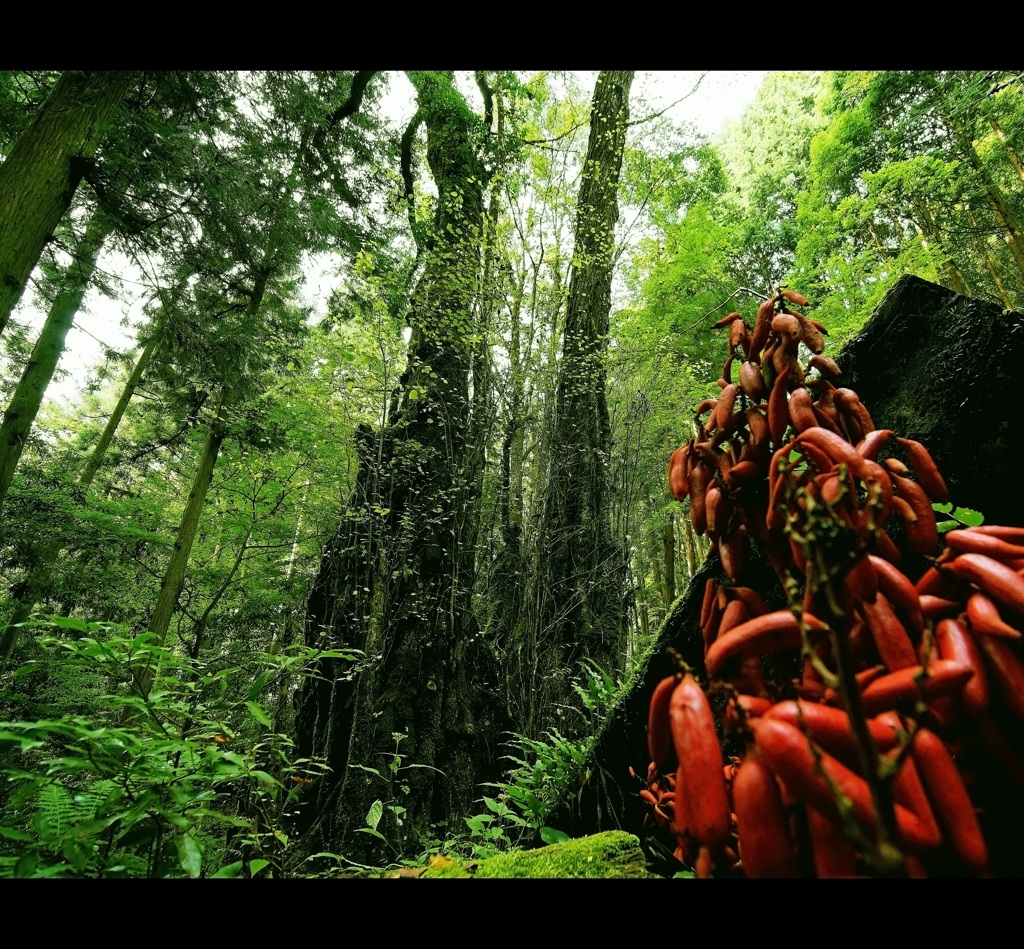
[460,660,620,857]
[0,617,358,877]
[933,502,984,533]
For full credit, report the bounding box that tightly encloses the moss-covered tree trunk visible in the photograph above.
[517,71,634,739]
[0,211,113,513]
[293,72,509,864]
[0,71,132,337]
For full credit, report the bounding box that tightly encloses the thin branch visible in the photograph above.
[627,74,708,127]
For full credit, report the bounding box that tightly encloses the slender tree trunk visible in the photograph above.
[79,323,162,486]
[965,204,1016,309]
[983,106,1024,184]
[0,319,163,667]
[519,71,634,739]
[933,89,1024,279]
[0,211,113,513]
[0,71,132,337]
[663,515,676,606]
[145,384,233,654]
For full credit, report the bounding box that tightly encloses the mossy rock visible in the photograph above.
[389,831,657,879]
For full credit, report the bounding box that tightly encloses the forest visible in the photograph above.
[0,69,1022,879]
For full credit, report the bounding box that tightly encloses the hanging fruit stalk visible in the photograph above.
[644,285,1023,877]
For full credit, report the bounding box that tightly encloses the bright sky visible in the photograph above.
[11,71,768,412]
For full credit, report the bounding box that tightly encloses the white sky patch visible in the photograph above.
[8,70,769,413]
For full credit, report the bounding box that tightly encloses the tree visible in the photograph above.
[0,71,132,337]
[294,71,512,863]
[514,71,634,738]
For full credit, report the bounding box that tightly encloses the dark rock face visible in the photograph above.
[549,275,1024,870]
[838,275,1024,530]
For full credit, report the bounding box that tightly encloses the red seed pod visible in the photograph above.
[733,748,799,878]
[669,676,730,851]
[896,436,949,503]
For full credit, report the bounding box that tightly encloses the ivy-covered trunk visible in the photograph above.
[293,72,508,863]
[516,71,634,739]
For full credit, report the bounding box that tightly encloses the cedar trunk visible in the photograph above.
[0,71,132,336]
[518,71,634,739]
[293,73,508,864]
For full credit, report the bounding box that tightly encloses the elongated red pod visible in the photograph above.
[705,484,724,537]
[869,555,924,632]
[976,634,1024,724]
[767,370,791,446]
[845,554,879,604]
[719,525,747,582]
[733,748,799,877]
[729,318,749,352]
[764,700,900,756]
[966,591,1022,640]
[689,462,709,536]
[945,552,1024,617]
[967,524,1024,543]
[881,738,941,850]
[788,386,818,433]
[856,428,893,460]
[647,674,679,768]
[750,718,939,853]
[859,660,974,716]
[859,593,918,672]
[920,594,961,622]
[946,529,1024,563]
[912,728,989,873]
[896,436,949,503]
[669,676,730,850]
[699,577,717,631]
[739,360,766,402]
[667,445,689,500]
[795,426,872,481]
[780,287,809,307]
[889,471,939,557]
[715,383,740,432]
[705,609,824,678]
[806,804,859,878]
[934,617,989,718]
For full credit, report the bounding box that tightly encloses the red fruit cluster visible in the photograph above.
[642,288,1024,877]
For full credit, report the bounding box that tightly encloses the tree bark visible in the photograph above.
[0,211,113,513]
[0,313,162,667]
[0,71,132,337]
[518,71,634,739]
[293,72,509,864]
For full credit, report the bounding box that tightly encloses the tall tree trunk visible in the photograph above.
[663,515,676,606]
[78,321,162,486]
[931,86,1024,280]
[0,316,162,667]
[0,211,113,513]
[144,384,233,652]
[983,105,1024,184]
[518,71,634,739]
[0,71,132,337]
[293,72,508,864]
[965,204,1016,310]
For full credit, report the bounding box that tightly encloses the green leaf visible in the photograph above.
[366,799,383,831]
[211,860,244,878]
[540,826,570,845]
[0,826,35,842]
[248,858,270,877]
[175,832,205,878]
[355,827,388,842]
[245,701,272,728]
